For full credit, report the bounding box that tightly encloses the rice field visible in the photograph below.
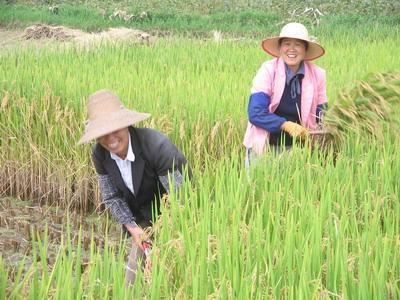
[0,21,399,299]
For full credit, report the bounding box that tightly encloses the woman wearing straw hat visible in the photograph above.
[78,89,191,285]
[243,22,328,164]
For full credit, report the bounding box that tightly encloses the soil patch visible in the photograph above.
[0,197,122,276]
[0,28,24,48]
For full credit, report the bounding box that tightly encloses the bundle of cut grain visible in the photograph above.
[323,71,400,145]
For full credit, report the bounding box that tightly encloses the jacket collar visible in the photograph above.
[285,61,305,85]
[271,58,314,126]
[103,127,146,196]
[129,127,146,196]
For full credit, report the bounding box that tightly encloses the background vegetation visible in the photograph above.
[1,0,399,35]
[0,0,399,298]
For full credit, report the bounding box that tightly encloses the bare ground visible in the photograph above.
[0,196,123,281]
[0,27,26,50]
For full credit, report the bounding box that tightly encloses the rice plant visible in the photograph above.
[0,21,399,299]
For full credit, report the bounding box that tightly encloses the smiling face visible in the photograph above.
[97,128,130,159]
[279,38,307,73]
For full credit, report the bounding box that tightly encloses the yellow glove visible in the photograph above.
[281,121,309,138]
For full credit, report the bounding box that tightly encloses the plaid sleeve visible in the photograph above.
[97,174,137,226]
[158,170,184,194]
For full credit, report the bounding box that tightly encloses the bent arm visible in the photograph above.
[248,92,286,133]
[97,174,137,227]
[143,130,191,193]
[248,60,286,132]
[155,138,190,193]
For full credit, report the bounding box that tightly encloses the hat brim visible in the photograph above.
[78,109,151,145]
[261,36,325,61]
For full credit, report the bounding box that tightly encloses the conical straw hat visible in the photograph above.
[78,89,150,145]
[261,22,325,60]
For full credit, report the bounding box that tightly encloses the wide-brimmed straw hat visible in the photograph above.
[261,22,325,60]
[78,89,150,145]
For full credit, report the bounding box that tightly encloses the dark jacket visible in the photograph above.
[92,126,190,226]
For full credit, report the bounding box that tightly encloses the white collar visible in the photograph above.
[110,134,135,162]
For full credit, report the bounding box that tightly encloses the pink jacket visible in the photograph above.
[243,57,327,154]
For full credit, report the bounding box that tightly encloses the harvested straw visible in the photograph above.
[23,24,79,41]
[322,71,400,146]
[23,24,155,45]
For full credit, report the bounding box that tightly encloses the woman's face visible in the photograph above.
[97,128,130,159]
[279,38,306,72]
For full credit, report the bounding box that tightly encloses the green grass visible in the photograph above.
[1,3,400,299]
[1,1,399,36]
[0,22,399,209]
[6,0,400,15]
[2,141,400,298]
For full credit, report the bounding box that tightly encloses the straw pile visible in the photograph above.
[23,24,82,41]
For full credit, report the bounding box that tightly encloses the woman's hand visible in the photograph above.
[281,121,308,138]
[125,223,144,247]
[125,224,153,279]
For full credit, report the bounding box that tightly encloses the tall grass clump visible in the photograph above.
[0,90,98,211]
[3,143,399,298]
[2,219,145,299]
[1,23,400,210]
[1,1,398,36]
[128,142,400,298]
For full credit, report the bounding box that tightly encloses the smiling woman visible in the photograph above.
[243,22,327,163]
[278,38,307,73]
[78,89,192,286]
[97,128,130,159]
